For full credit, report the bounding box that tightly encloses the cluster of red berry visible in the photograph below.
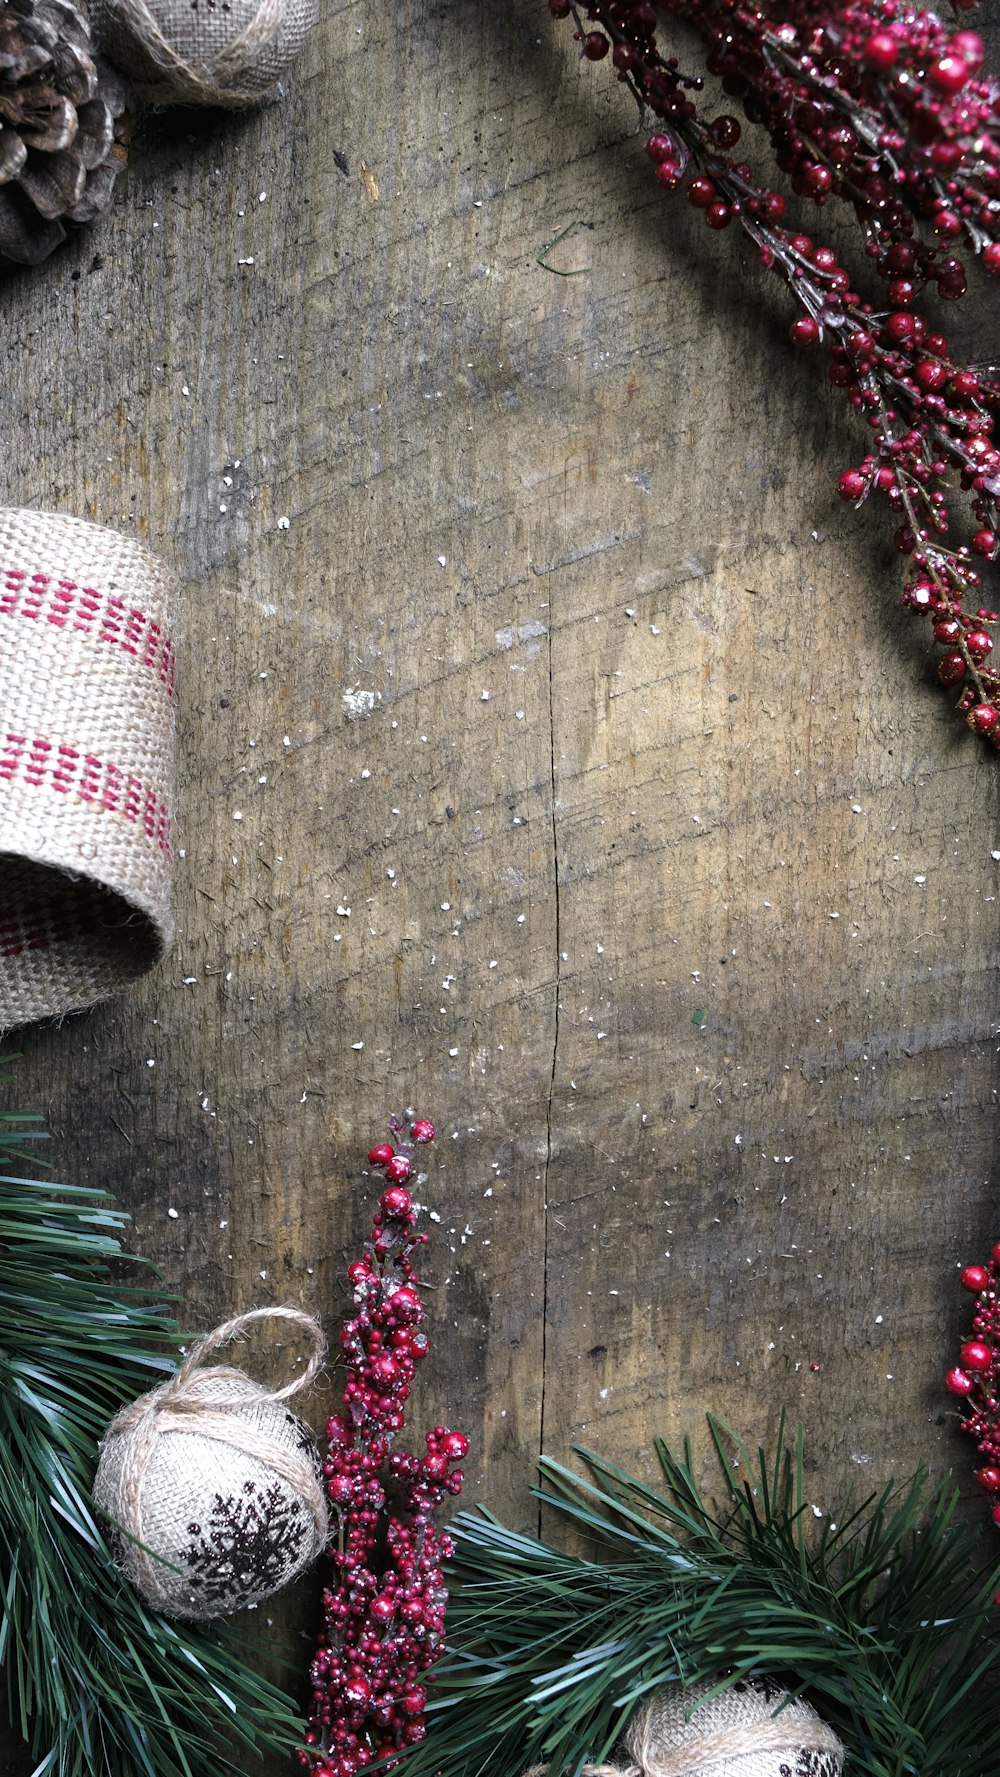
[302,1114,468,1777]
[945,1246,1000,1526]
[546,0,1000,743]
[666,0,1000,268]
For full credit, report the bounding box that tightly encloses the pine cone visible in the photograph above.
[0,0,128,266]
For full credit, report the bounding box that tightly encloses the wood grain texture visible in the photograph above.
[3,2,1000,1770]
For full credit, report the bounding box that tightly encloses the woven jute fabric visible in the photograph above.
[525,1680,844,1777]
[94,1306,329,1620]
[90,0,318,107]
[0,508,177,1030]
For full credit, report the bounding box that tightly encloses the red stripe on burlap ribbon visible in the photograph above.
[0,566,176,695]
[0,733,173,859]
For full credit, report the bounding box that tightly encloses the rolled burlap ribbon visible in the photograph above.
[94,1305,329,1620]
[525,1679,843,1777]
[89,0,318,107]
[0,508,178,1029]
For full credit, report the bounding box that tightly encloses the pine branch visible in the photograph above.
[405,1414,1000,1777]
[0,1069,304,1777]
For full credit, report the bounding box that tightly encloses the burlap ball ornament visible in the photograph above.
[89,0,318,107]
[94,1307,329,1620]
[0,508,178,1030]
[533,1680,844,1777]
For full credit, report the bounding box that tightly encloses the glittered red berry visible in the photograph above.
[548,0,571,13]
[863,31,898,69]
[962,1264,991,1291]
[705,201,731,229]
[984,244,1000,278]
[838,469,866,501]
[646,133,674,164]
[789,316,820,346]
[385,1154,412,1183]
[962,1340,995,1373]
[389,1285,422,1321]
[803,163,832,198]
[946,1365,975,1395]
[951,370,980,400]
[368,1143,395,1167]
[688,177,716,209]
[916,361,948,392]
[968,704,1000,738]
[953,30,984,69]
[928,53,969,95]
[977,1466,1000,1490]
[938,652,967,686]
[439,1430,469,1460]
[710,114,741,149]
[381,1186,412,1217]
[966,629,994,663]
[932,141,964,174]
[972,531,998,559]
[582,31,608,58]
[937,259,968,301]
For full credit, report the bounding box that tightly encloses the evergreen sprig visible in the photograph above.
[0,1067,305,1777]
[408,1417,1000,1777]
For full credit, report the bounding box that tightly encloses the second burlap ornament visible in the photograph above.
[94,1306,329,1620]
[89,0,318,107]
[527,1680,844,1777]
[0,508,178,1030]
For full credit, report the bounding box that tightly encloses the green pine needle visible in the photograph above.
[407,1415,1000,1777]
[0,1069,304,1777]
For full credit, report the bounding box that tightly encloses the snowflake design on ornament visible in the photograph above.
[183,1478,309,1604]
[792,1751,843,1777]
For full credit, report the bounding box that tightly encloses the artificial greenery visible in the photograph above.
[409,1416,1000,1777]
[0,1067,304,1777]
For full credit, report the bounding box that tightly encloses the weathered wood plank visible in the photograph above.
[3,3,1000,1771]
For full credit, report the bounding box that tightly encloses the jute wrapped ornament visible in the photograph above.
[526,1680,844,1777]
[89,0,318,108]
[0,508,178,1029]
[94,1306,329,1620]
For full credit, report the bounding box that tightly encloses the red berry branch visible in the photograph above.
[545,0,1000,745]
[945,1244,1000,1528]
[302,1114,468,1777]
[659,0,1000,274]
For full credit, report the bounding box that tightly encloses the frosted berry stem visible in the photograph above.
[301,1114,467,1777]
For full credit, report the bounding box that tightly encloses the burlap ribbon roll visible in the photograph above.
[0,508,178,1029]
[526,1680,844,1777]
[90,0,318,107]
[94,1305,330,1620]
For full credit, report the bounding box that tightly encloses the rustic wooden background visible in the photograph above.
[3,1,1000,1769]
